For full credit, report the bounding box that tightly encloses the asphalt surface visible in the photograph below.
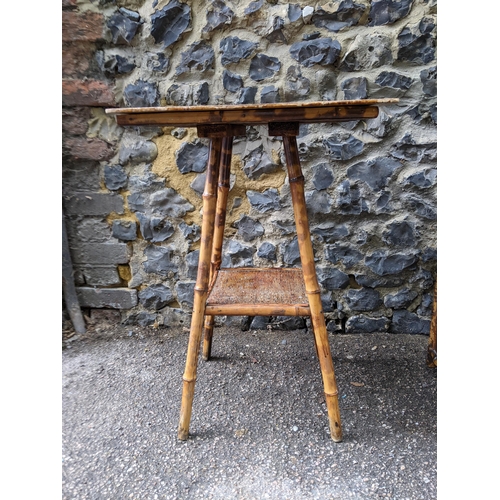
[62,323,437,499]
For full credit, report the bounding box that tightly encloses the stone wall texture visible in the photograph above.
[62,0,437,333]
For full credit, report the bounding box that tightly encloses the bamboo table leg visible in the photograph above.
[178,136,222,440]
[203,136,234,361]
[280,128,343,442]
[427,280,437,368]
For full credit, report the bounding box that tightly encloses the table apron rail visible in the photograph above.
[112,105,379,127]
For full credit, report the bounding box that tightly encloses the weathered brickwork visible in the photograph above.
[62,0,437,334]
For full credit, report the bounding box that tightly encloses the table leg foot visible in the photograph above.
[325,392,343,442]
[178,378,196,440]
[202,315,214,361]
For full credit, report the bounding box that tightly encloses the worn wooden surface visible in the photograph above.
[106,99,398,127]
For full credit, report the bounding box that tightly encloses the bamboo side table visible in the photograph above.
[106,99,398,442]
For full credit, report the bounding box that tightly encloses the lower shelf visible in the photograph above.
[205,267,311,317]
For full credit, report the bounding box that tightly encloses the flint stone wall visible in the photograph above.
[62,0,437,333]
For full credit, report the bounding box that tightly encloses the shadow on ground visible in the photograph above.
[62,322,437,500]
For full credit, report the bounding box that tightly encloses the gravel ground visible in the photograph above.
[62,322,437,500]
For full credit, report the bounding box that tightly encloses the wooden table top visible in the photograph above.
[105,99,399,127]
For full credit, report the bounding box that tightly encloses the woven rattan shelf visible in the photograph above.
[205,267,310,317]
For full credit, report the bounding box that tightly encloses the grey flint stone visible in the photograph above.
[123,80,159,107]
[179,222,200,242]
[421,248,437,263]
[175,41,215,75]
[260,86,280,103]
[223,70,243,93]
[311,222,349,243]
[321,291,336,312]
[376,71,414,90]
[345,288,383,312]
[104,165,128,191]
[289,38,342,67]
[221,240,254,268]
[257,242,277,261]
[124,312,157,326]
[397,25,436,64]
[419,17,436,34]
[355,274,404,288]
[127,193,146,212]
[165,82,209,105]
[347,157,401,191]
[138,284,173,310]
[365,251,419,276]
[245,0,264,15]
[149,188,194,217]
[176,140,209,173]
[288,4,302,22]
[272,316,306,330]
[118,137,158,165]
[368,0,413,26]
[384,287,418,309]
[317,267,350,290]
[249,54,281,81]
[305,190,334,215]
[336,181,368,215]
[272,220,296,235]
[237,87,258,104]
[150,0,191,48]
[220,36,258,66]
[383,220,416,247]
[403,194,436,220]
[136,213,175,242]
[390,310,430,334]
[312,163,334,190]
[243,145,279,179]
[112,220,137,241]
[391,133,436,163]
[185,250,199,279]
[409,268,434,290]
[175,281,196,309]
[417,293,433,317]
[312,3,367,32]
[282,237,301,266]
[325,243,363,269]
[323,134,364,161]
[98,53,136,76]
[107,8,141,44]
[285,66,311,100]
[341,77,368,99]
[190,173,206,196]
[345,315,390,333]
[204,0,234,32]
[376,191,392,212]
[247,189,281,213]
[146,52,170,73]
[143,245,178,276]
[266,16,287,44]
[234,215,264,242]
[420,66,437,96]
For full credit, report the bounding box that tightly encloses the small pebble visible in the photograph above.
[292,426,298,432]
